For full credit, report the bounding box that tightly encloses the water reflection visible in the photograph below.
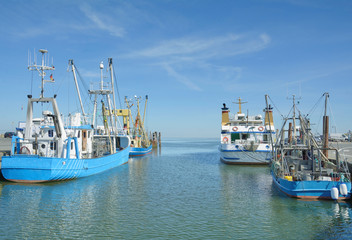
[218,162,352,239]
[1,139,352,239]
[0,165,128,239]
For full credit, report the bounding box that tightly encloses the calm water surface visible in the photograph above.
[1,138,352,239]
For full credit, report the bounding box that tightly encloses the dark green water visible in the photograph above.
[1,139,352,239]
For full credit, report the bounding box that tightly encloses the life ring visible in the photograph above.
[258,126,264,131]
[232,127,238,131]
[20,146,31,155]
[222,137,229,143]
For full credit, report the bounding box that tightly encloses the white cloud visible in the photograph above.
[127,33,270,60]
[79,4,126,38]
[125,32,270,91]
[162,63,202,92]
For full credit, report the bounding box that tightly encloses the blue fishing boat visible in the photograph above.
[130,145,152,157]
[124,95,153,157]
[269,93,351,200]
[1,50,130,183]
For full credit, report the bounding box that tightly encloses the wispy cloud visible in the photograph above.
[162,63,202,91]
[125,33,270,91]
[127,33,270,60]
[79,4,126,38]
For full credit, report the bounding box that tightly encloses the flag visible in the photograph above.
[50,74,54,81]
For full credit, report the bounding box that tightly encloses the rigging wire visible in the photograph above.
[112,63,122,109]
[69,63,97,120]
[313,105,324,136]
[75,66,90,94]
[267,95,284,118]
[306,94,324,117]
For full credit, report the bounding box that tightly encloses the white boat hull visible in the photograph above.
[219,144,271,165]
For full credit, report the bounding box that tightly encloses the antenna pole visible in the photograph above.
[40,50,45,98]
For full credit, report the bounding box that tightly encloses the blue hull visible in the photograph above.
[272,172,351,200]
[1,147,130,183]
[129,145,152,157]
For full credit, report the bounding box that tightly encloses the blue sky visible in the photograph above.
[0,0,352,138]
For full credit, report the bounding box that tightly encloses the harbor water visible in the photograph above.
[1,138,352,239]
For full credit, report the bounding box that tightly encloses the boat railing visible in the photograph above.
[94,128,127,136]
[90,81,112,92]
[234,139,270,145]
[11,136,59,156]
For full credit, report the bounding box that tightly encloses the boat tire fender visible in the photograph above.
[223,137,229,143]
[232,127,238,131]
[258,126,264,131]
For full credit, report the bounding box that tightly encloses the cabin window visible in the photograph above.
[83,131,86,138]
[263,134,268,142]
[88,131,91,138]
[41,144,46,149]
[231,133,240,142]
[78,131,81,138]
[48,130,53,137]
[71,142,73,150]
[242,133,248,140]
[50,142,57,150]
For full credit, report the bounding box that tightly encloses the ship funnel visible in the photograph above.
[264,104,274,130]
[221,103,229,126]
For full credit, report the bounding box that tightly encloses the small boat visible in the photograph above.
[219,97,275,164]
[124,96,152,157]
[270,93,351,200]
[1,50,130,183]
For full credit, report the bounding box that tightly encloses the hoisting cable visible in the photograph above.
[112,63,122,109]
[306,94,324,117]
[268,95,284,118]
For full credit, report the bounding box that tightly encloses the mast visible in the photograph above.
[101,61,116,153]
[125,97,134,134]
[102,100,113,154]
[265,95,275,160]
[69,60,87,124]
[234,97,247,114]
[143,95,148,124]
[92,94,98,128]
[108,58,118,130]
[322,92,329,158]
[292,95,297,145]
[136,96,150,146]
[28,49,55,98]
[137,96,141,134]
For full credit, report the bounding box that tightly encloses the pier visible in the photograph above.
[151,132,161,148]
[0,138,11,177]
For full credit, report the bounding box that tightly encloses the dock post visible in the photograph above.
[158,132,161,147]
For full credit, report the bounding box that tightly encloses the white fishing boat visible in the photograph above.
[219,97,275,165]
